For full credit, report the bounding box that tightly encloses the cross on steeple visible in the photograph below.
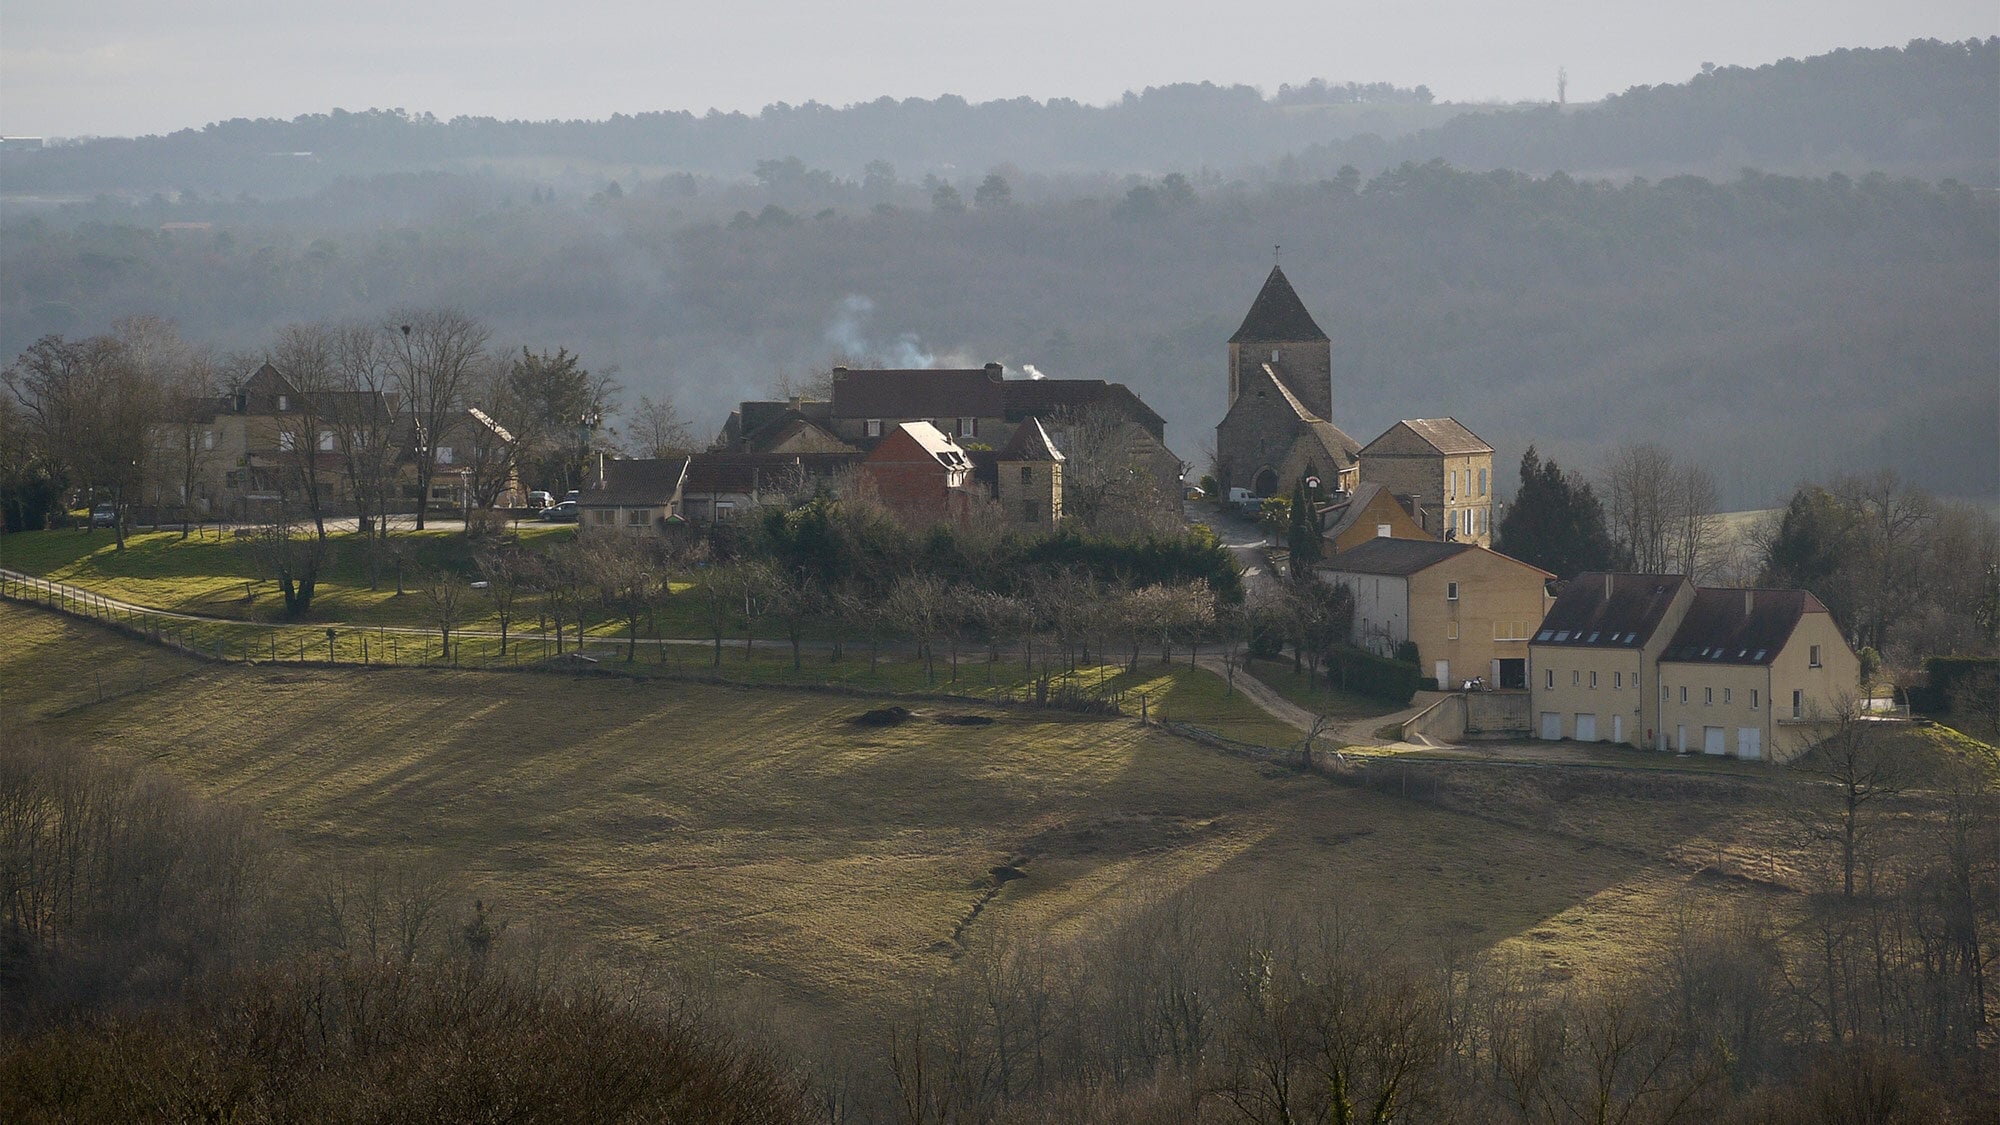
[1274,244,1281,266]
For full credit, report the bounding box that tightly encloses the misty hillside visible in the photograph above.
[5,162,1992,509]
[2,38,1993,202]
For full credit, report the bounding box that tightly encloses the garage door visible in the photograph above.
[1738,727,1761,760]
[1703,726,1727,755]
[1575,714,1597,742]
[1540,712,1562,740]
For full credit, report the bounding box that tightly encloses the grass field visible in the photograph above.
[3,601,1840,1026]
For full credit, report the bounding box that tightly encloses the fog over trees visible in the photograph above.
[1,39,1993,510]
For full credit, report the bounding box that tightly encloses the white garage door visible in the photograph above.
[1540,712,1562,740]
[1738,727,1761,760]
[1575,714,1597,742]
[1703,726,1727,755]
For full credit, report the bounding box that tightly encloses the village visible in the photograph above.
[72,260,1899,767]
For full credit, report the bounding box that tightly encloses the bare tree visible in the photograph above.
[1790,699,1904,899]
[327,321,401,548]
[476,547,527,656]
[269,322,341,541]
[388,309,490,530]
[241,502,334,617]
[625,392,695,457]
[4,332,162,549]
[419,568,472,661]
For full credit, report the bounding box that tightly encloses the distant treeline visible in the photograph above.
[1,39,1992,200]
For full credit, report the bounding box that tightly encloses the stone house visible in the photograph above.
[987,416,1064,529]
[1358,418,1495,547]
[1317,538,1555,690]
[1213,265,1362,499]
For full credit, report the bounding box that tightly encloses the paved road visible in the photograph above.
[1186,502,1284,604]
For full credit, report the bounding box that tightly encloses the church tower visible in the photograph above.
[1228,265,1332,421]
[1214,264,1359,499]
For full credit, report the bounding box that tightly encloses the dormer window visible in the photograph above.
[865,419,882,438]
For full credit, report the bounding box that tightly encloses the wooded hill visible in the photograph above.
[2,38,1992,199]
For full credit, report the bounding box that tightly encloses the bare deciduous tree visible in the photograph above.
[388,309,490,530]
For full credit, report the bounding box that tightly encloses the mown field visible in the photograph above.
[0,601,1874,1025]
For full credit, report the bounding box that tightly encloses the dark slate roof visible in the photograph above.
[830,367,1004,420]
[1659,588,1826,665]
[1320,537,1472,576]
[1362,418,1492,456]
[683,451,861,492]
[997,416,1064,462]
[1229,265,1328,344]
[1533,573,1690,648]
[583,457,688,507]
[1001,379,1165,437]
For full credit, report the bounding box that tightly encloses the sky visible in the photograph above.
[3,0,1995,138]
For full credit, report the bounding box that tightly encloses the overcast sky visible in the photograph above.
[4,1,1994,138]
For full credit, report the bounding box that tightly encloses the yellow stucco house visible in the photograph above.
[1530,573,1861,761]
[1318,538,1554,690]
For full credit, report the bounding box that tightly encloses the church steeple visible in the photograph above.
[1229,265,1328,344]
[1226,264,1333,421]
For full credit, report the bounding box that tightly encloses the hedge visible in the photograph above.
[1327,645,1421,707]
[1910,655,2000,714]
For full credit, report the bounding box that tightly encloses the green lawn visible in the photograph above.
[1242,655,1401,720]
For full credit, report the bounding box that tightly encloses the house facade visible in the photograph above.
[1358,418,1495,547]
[1318,538,1554,690]
[1654,588,1861,762]
[1318,481,1434,554]
[1529,573,1695,747]
[577,455,690,535]
[858,422,978,526]
[1529,575,1860,760]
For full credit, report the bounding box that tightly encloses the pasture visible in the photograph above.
[1,602,1846,1025]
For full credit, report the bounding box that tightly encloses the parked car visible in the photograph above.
[90,503,118,528]
[562,490,579,504]
[538,500,578,522]
[526,490,554,510]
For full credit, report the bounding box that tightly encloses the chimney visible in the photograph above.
[1602,573,1613,600]
[983,362,1003,381]
[832,365,848,376]
[788,396,803,411]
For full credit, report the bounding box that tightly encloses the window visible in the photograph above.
[1661,684,1669,702]
[1704,687,1713,705]
[1446,472,1454,499]
[959,417,977,438]
[276,394,288,412]
[277,431,295,452]
[1680,686,1689,703]
[1751,690,1760,710]
[1572,670,1581,686]
[318,430,334,451]
[1809,645,1822,668]
[865,419,882,438]
[1020,466,1033,485]
[1724,688,1732,704]
[436,446,454,465]
[1446,581,1460,601]
[202,430,215,450]
[626,510,646,526]
[1792,690,1804,718]
[1447,622,1460,640]
[1589,671,1598,689]
[1614,672,1623,689]
[1376,523,1391,538]
[1479,467,1488,495]
[1546,669,1555,689]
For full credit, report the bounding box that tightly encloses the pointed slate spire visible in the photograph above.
[1229,265,1328,343]
[998,416,1064,462]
